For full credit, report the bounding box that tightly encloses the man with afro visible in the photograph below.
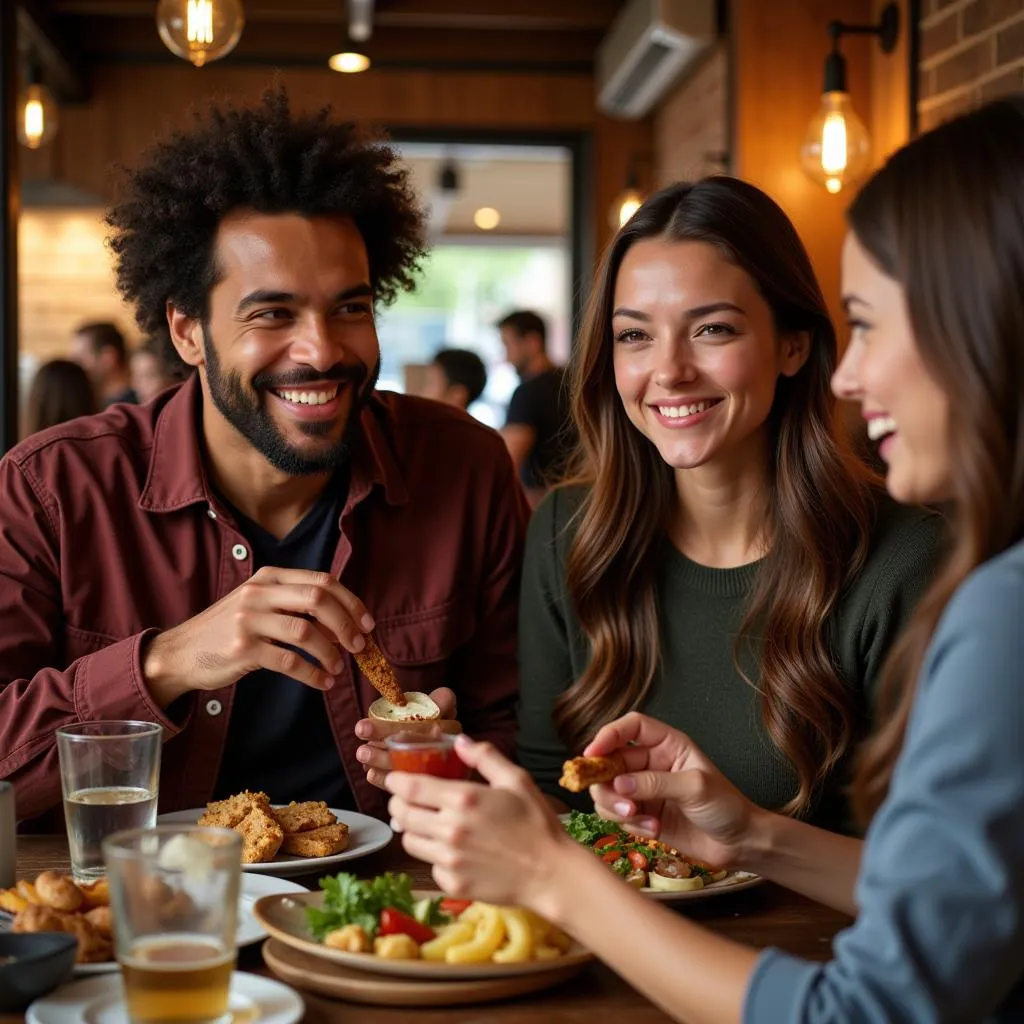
[0,88,528,823]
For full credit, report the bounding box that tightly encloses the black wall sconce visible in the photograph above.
[800,2,900,194]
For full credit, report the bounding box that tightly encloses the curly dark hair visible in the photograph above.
[106,87,426,362]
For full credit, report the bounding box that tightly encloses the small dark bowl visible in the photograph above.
[0,932,79,1011]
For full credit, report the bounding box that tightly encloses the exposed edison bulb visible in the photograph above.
[156,0,245,67]
[611,187,644,229]
[800,91,871,194]
[17,83,59,150]
[328,51,371,73]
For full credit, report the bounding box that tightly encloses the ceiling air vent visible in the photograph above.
[597,0,716,119]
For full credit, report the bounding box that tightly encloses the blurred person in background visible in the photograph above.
[71,321,138,406]
[131,337,188,404]
[498,310,575,505]
[422,347,487,411]
[24,359,97,435]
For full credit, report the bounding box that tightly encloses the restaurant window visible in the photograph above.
[382,141,573,427]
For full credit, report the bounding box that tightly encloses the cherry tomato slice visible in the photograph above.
[378,907,435,944]
[593,835,620,851]
[626,849,649,871]
[439,898,472,917]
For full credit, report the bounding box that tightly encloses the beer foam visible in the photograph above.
[157,834,215,881]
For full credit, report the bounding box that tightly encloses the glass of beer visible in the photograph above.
[57,721,162,882]
[103,825,242,1024]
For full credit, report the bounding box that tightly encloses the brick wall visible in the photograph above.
[653,47,729,187]
[918,0,1024,131]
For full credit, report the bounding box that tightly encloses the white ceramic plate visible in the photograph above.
[558,813,762,902]
[253,889,595,981]
[156,807,393,877]
[27,970,303,1024]
[72,875,309,976]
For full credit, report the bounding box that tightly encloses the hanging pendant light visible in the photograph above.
[156,0,245,67]
[800,3,899,194]
[18,60,59,150]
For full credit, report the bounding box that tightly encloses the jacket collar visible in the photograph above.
[139,375,409,514]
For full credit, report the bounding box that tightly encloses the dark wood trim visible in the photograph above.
[0,0,20,452]
[907,0,921,136]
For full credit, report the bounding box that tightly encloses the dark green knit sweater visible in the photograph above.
[516,487,945,831]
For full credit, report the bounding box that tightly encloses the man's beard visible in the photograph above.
[202,326,380,476]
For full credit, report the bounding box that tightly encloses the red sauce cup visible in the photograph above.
[384,732,468,779]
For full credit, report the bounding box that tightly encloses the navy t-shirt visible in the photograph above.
[213,473,356,809]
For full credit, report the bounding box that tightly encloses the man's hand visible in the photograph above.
[142,567,375,708]
[355,688,457,789]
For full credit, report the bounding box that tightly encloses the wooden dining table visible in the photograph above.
[4,833,852,1023]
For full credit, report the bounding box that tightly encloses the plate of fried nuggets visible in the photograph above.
[0,870,310,974]
[0,872,113,968]
[158,791,393,878]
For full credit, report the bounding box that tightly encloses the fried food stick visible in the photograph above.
[354,633,406,706]
[559,752,628,793]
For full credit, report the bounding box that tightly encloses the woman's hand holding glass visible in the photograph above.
[385,735,576,912]
[586,712,765,872]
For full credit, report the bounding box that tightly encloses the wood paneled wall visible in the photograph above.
[21,64,652,259]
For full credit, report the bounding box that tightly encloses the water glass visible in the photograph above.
[56,721,162,882]
[104,826,242,1024]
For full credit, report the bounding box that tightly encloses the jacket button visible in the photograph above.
[207,508,218,520]
[231,544,248,560]
[205,699,223,716]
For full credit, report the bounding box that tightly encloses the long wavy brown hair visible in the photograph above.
[850,96,1024,826]
[556,177,878,815]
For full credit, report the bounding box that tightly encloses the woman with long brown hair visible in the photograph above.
[516,175,940,829]
[24,359,97,435]
[386,94,1024,1021]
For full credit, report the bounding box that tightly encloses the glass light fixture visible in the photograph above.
[156,0,245,67]
[613,186,644,228]
[801,87,871,194]
[800,3,899,195]
[328,50,370,73]
[18,63,58,150]
[473,207,501,231]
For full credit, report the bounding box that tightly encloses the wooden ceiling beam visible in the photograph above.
[67,18,602,68]
[53,0,622,31]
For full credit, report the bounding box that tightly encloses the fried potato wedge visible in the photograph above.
[445,904,505,964]
[493,907,534,964]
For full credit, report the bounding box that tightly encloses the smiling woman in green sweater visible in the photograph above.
[514,177,942,830]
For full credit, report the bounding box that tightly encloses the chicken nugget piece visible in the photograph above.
[198,790,271,828]
[558,752,628,793]
[84,905,113,939]
[12,904,66,934]
[61,914,110,963]
[324,924,371,953]
[279,822,349,858]
[272,801,337,834]
[374,934,420,959]
[34,871,85,912]
[354,634,406,706]
[234,805,284,864]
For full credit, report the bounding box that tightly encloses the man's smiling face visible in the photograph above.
[198,210,381,475]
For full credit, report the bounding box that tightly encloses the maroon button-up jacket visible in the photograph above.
[0,377,528,823]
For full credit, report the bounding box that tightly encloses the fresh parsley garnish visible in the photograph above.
[565,810,624,846]
[305,872,416,941]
